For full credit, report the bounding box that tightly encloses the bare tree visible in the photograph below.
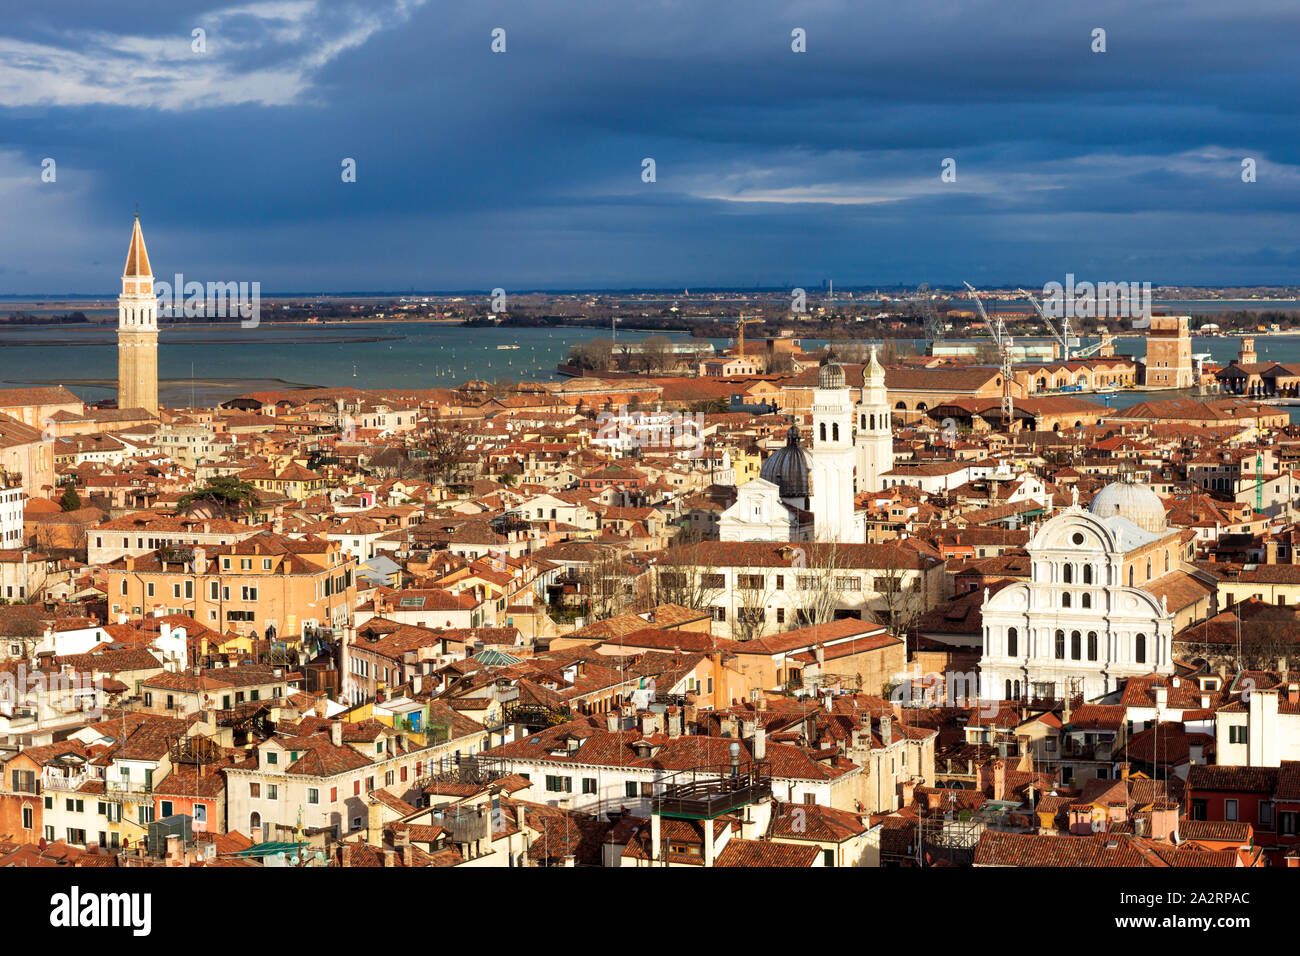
[652,539,725,611]
[578,547,636,621]
[870,548,925,638]
[731,570,774,643]
[793,542,845,628]
[423,423,472,487]
[641,335,673,374]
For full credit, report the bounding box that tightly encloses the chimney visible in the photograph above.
[313,697,328,718]
[330,721,343,747]
[367,800,383,845]
[667,706,681,739]
[1149,802,1180,842]
[606,713,620,732]
[1289,684,1300,706]
[992,758,1007,802]
[1068,805,1093,836]
[165,833,182,866]
[879,715,892,746]
[383,849,397,867]
[394,827,410,849]
[753,716,766,760]
[1266,538,1280,565]
[900,778,916,807]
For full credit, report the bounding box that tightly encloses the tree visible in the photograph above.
[792,542,845,628]
[423,423,472,487]
[178,476,262,522]
[653,539,725,611]
[641,335,673,373]
[578,546,636,621]
[870,547,926,639]
[59,484,81,512]
[732,570,774,643]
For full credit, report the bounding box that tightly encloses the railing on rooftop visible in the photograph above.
[652,760,772,820]
[41,772,89,792]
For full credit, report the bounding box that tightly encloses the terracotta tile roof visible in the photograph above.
[715,838,821,867]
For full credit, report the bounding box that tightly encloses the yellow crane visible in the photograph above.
[735,315,762,358]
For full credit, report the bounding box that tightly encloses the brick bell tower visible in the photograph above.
[117,214,159,415]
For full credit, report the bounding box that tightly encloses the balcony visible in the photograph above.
[652,762,772,820]
[429,805,493,844]
[1059,740,1114,762]
[106,779,153,796]
[41,773,89,792]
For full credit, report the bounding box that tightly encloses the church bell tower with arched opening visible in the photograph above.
[117,214,159,415]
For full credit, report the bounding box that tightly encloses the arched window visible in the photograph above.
[1062,593,1071,608]
[1055,630,1065,659]
[832,422,840,442]
[1135,633,1147,664]
[1165,550,1170,572]
[1071,631,1081,660]
[1129,566,1134,587]
[1013,680,1021,699]
[860,414,866,429]
[1081,593,1091,609]
[1007,627,1018,657]
[895,401,906,410]
[1083,564,1093,585]
[819,422,826,442]
[1005,679,1012,700]
[1063,563,1073,584]
[869,414,875,430]
[1087,631,1098,661]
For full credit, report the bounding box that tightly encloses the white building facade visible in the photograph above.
[979,485,1178,704]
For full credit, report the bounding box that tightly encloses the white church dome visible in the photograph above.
[1088,480,1167,533]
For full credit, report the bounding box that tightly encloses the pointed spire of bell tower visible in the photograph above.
[124,212,152,278]
[118,212,159,416]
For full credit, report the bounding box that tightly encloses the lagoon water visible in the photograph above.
[1,318,1297,413]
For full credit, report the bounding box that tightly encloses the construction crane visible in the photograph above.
[1071,338,1108,360]
[1018,288,1078,362]
[735,315,762,359]
[963,282,1015,426]
[914,283,946,350]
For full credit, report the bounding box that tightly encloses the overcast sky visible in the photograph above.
[2,0,1297,293]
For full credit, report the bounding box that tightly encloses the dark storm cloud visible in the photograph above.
[0,0,1296,292]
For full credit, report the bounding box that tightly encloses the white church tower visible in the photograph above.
[854,345,892,492]
[809,353,863,542]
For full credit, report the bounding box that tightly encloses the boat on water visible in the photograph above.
[497,344,520,350]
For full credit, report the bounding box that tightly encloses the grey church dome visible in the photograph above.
[1089,479,1168,533]
[760,426,810,499]
[819,361,845,390]
[818,348,845,390]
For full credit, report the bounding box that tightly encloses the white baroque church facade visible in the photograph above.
[979,481,1183,704]
[718,348,893,544]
